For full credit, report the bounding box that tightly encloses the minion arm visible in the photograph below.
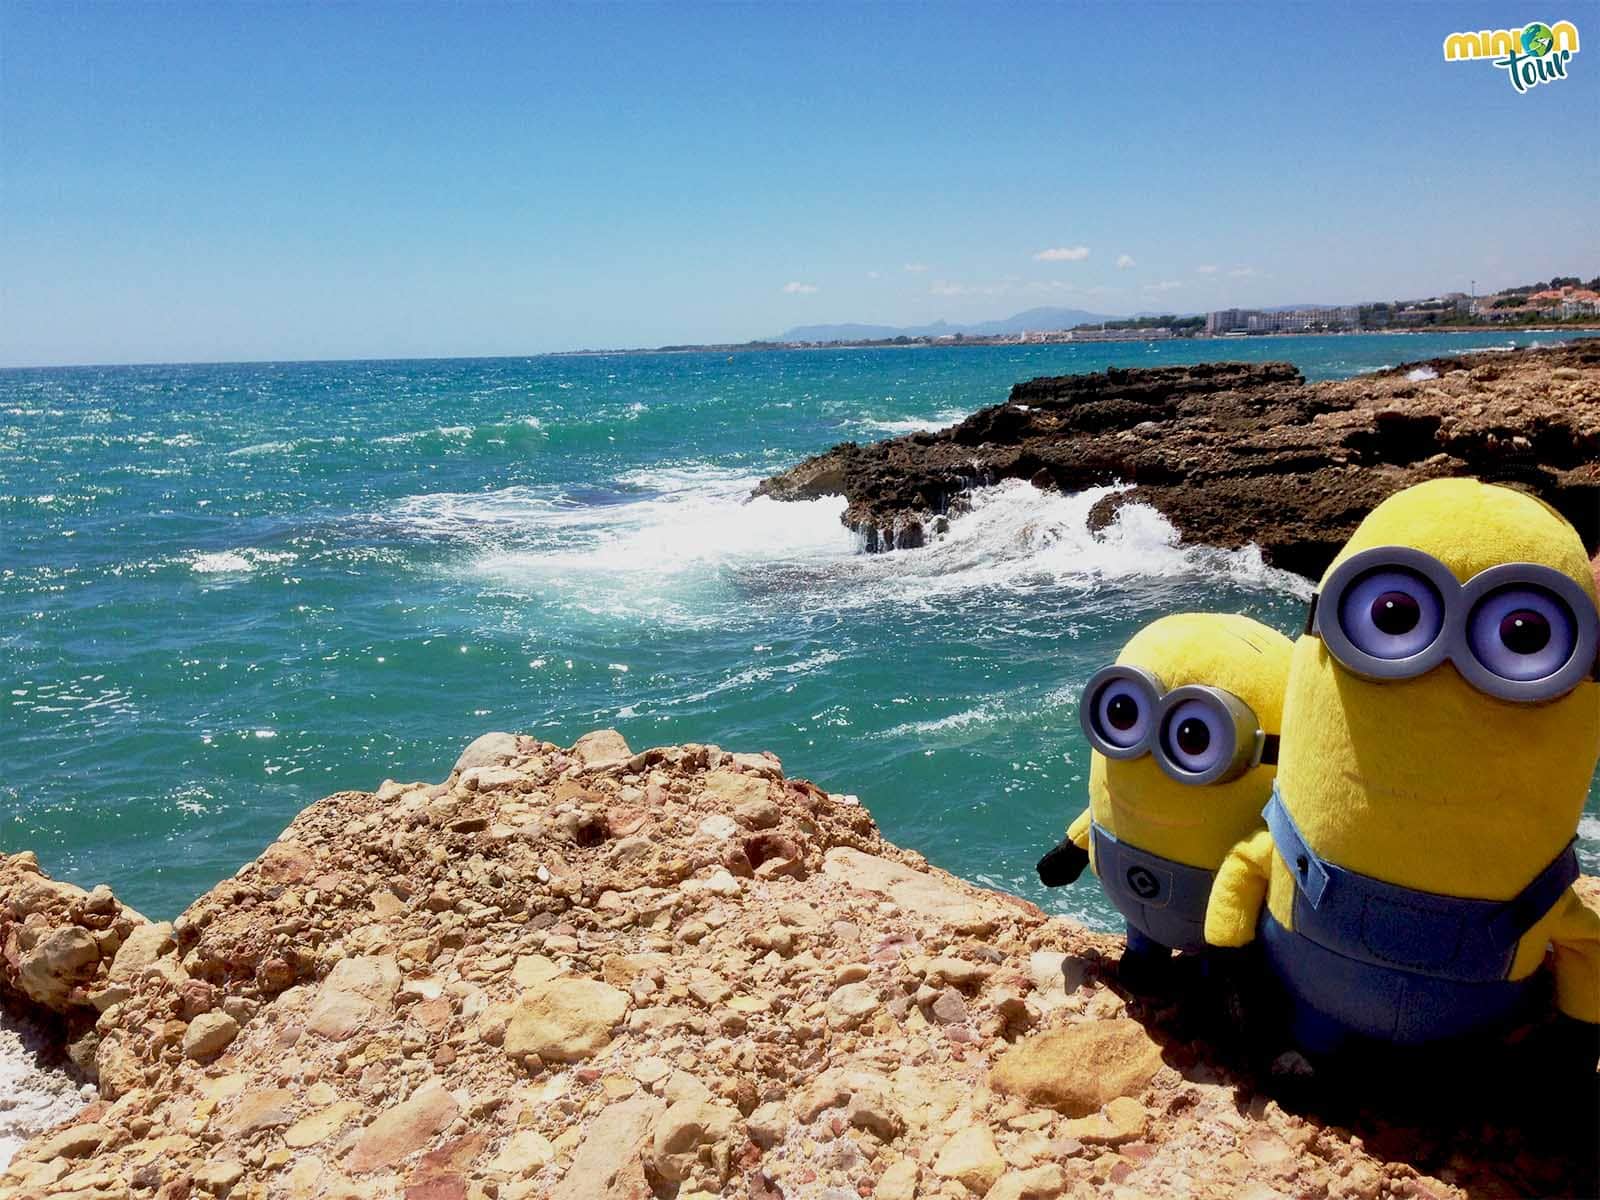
[1036,809,1092,887]
[1205,828,1273,947]
[1549,887,1600,1025]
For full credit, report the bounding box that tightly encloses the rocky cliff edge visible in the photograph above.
[2,731,1595,1200]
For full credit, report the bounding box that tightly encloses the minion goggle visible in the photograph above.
[1306,546,1600,703]
[1080,664,1279,786]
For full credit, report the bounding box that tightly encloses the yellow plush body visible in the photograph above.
[1205,478,1600,1025]
[1065,611,1292,898]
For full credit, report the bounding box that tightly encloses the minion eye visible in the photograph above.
[1160,698,1229,776]
[1092,680,1149,749]
[1467,585,1577,682]
[1337,567,1445,660]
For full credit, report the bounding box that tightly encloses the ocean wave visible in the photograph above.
[396,470,1305,623]
[188,548,299,575]
[821,482,1310,609]
[848,409,970,436]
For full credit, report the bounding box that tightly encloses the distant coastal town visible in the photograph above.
[578,275,1600,356]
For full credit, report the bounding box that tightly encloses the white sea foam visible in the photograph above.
[395,469,1306,623]
[0,1013,92,1169]
[849,409,970,436]
[1405,366,1438,382]
[188,549,299,575]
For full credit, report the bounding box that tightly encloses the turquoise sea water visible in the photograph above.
[4,330,1598,928]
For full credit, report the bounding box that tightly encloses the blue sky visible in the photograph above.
[2,2,1596,365]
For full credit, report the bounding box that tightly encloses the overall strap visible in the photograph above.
[1265,786,1578,943]
[1262,785,1330,907]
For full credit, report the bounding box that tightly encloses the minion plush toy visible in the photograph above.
[1037,613,1293,979]
[1205,479,1600,1054]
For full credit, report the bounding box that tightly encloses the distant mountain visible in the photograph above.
[776,306,1129,343]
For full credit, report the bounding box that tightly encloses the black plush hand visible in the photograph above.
[1036,837,1090,887]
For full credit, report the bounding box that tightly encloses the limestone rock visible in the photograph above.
[982,1164,1068,1200]
[486,1129,556,1176]
[826,981,878,1030]
[877,1157,921,1200]
[182,1011,239,1060]
[504,975,629,1063]
[990,1019,1163,1116]
[454,731,520,773]
[650,1097,740,1183]
[1058,1096,1148,1146]
[934,1125,1005,1193]
[345,1083,459,1173]
[551,1094,663,1200]
[573,729,631,766]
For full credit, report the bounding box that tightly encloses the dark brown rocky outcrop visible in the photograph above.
[754,341,1600,579]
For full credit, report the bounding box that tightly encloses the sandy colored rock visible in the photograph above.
[2,728,1593,1200]
[504,975,629,1063]
[991,1019,1164,1116]
[345,1082,459,1173]
[573,728,631,766]
[650,1096,739,1183]
[935,1125,1005,1193]
[824,847,1003,931]
[877,1157,921,1200]
[983,1164,1068,1200]
[486,1129,556,1176]
[453,731,520,773]
[551,1093,663,1200]
[1059,1096,1149,1145]
[182,1010,239,1060]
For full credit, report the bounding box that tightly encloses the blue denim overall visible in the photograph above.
[1091,822,1217,956]
[1260,786,1578,1050]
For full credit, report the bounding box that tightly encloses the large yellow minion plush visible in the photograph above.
[1205,478,1600,1052]
[1036,613,1293,975]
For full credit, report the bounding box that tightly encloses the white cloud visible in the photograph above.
[931,280,1010,297]
[782,281,818,295]
[1115,254,1136,269]
[1033,246,1091,262]
[1228,267,1258,278]
[866,270,881,280]
[1195,264,1219,274]
[1024,280,1079,293]
[903,263,931,273]
[1144,280,1184,292]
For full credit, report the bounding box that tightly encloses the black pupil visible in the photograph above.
[1176,717,1211,756]
[1106,694,1139,731]
[1499,609,1551,655]
[1371,590,1420,635]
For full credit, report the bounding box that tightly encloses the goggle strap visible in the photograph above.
[1259,734,1280,767]
[1303,592,1320,637]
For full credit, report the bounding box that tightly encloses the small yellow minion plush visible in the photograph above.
[1205,478,1600,1053]
[1037,613,1292,977]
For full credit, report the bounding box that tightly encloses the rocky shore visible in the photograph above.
[754,340,1600,578]
[2,730,1595,1199]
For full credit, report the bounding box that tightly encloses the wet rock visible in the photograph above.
[755,342,1600,573]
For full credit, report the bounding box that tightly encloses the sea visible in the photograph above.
[3,330,1598,943]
